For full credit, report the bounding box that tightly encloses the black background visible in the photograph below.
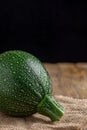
[0,1,87,62]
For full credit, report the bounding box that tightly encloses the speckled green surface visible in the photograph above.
[0,50,52,116]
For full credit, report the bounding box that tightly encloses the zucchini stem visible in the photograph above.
[37,94,65,121]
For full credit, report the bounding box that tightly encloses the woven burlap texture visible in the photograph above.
[0,95,87,130]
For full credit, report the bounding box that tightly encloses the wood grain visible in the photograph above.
[44,63,87,99]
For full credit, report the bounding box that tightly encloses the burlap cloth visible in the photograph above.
[0,63,87,130]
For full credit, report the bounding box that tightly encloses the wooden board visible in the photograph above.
[44,63,87,99]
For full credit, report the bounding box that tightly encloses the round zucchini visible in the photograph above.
[0,50,64,121]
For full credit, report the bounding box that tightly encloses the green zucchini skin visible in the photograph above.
[0,50,52,116]
[0,50,64,121]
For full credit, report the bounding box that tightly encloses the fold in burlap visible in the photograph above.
[0,95,87,130]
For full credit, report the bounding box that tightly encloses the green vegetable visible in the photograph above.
[0,50,64,121]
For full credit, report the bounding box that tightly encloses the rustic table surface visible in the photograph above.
[45,63,87,99]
